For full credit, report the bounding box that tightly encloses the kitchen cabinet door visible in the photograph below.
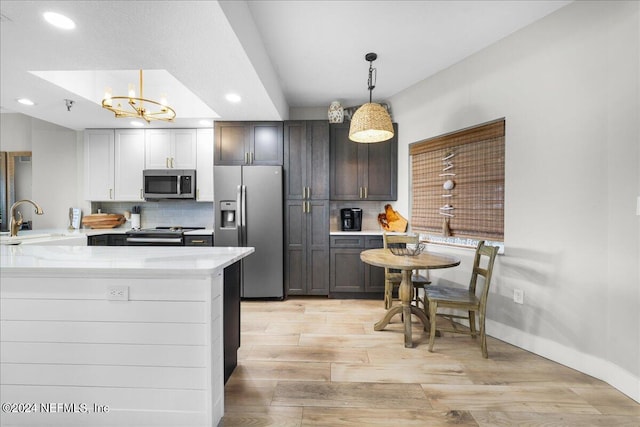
[250,122,283,165]
[284,121,329,200]
[214,121,283,166]
[306,200,330,294]
[196,128,214,201]
[329,123,398,201]
[84,129,115,201]
[363,127,398,201]
[330,248,365,293]
[364,236,385,292]
[145,129,172,169]
[114,129,145,201]
[145,129,196,169]
[285,199,329,296]
[172,129,197,169]
[329,235,385,296]
[329,123,363,200]
[214,122,249,165]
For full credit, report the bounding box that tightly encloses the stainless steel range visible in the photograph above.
[125,226,205,246]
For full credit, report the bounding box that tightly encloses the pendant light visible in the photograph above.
[349,52,394,143]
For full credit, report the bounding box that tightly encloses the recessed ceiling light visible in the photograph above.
[130,121,145,127]
[225,93,241,103]
[43,12,75,30]
[17,98,35,106]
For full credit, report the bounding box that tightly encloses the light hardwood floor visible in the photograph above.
[223,297,639,426]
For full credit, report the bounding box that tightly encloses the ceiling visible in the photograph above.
[0,0,572,131]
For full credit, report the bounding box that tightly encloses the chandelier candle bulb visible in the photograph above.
[104,88,112,106]
[101,69,176,123]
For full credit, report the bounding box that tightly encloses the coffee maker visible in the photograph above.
[340,208,362,231]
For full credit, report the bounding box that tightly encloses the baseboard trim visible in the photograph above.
[486,318,640,403]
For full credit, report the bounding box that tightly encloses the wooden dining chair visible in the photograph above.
[425,241,499,358]
[382,233,430,310]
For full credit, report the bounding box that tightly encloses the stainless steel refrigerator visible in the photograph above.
[214,165,283,298]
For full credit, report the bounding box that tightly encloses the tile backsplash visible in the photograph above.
[330,201,400,231]
[92,200,401,232]
[92,201,213,229]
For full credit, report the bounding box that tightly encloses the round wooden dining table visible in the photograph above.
[360,248,461,348]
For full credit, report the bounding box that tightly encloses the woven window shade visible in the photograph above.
[410,119,505,241]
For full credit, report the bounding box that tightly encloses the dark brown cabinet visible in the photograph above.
[329,235,385,296]
[214,121,283,165]
[329,123,398,201]
[285,199,330,295]
[284,121,330,296]
[223,261,240,384]
[284,121,329,200]
[87,234,126,246]
[184,235,213,246]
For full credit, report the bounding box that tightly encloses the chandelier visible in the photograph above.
[102,70,176,123]
[349,52,394,143]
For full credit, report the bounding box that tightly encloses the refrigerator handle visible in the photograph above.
[241,184,247,246]
[236,185,243,245]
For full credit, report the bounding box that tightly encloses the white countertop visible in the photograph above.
[1,228,215,246]
[330,230,406,235]
[0,245,254,278]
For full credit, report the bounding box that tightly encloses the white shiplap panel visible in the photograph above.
[1,321,207,345]
[0,276,215,301]
[0,411,208,427]
[0,299,207,323]
[1,363,208,390]
[1,342,206,367]
[1,384,207,426]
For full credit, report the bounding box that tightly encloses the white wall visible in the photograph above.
[391,1,639,401]
[0,113,80,229]
[0,113,32,151]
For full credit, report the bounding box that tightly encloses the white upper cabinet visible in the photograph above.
[145,129,196,169]
[114,129,145,201]
[84,130,115,201]
[196,128,214,202]
[85,129,146,201]
[85,128,210,202]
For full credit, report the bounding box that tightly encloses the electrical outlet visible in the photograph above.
[107,285,129,301]
[513,289,524,304]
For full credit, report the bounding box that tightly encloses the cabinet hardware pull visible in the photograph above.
[250,152,254,164]
[191,240,205,244]
[359,187,363,198]
[245,152,249,164]
[197,189,200,200]
[140,189,143,199]
[171,157,175,168]
[307,187,311,199]
[166,157,170,168]
[364,187,368,199]
[302,201,306,213]
[110,188,113,199]
[306,201,310,213]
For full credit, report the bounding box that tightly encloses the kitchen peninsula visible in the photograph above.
[0,244,253,427]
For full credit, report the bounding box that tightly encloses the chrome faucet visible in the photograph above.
[10,200,44,237]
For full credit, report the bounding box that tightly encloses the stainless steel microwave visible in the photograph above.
[143,169,196,199]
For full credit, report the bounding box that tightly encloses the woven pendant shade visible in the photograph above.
[349,102,394,143]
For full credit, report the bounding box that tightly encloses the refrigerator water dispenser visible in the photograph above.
[220,201,237,228]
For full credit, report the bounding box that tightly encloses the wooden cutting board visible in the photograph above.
[81,213,126,229]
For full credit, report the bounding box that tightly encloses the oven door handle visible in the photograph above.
[126,237,183,244]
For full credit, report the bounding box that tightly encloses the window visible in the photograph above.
[410,118,505,242]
